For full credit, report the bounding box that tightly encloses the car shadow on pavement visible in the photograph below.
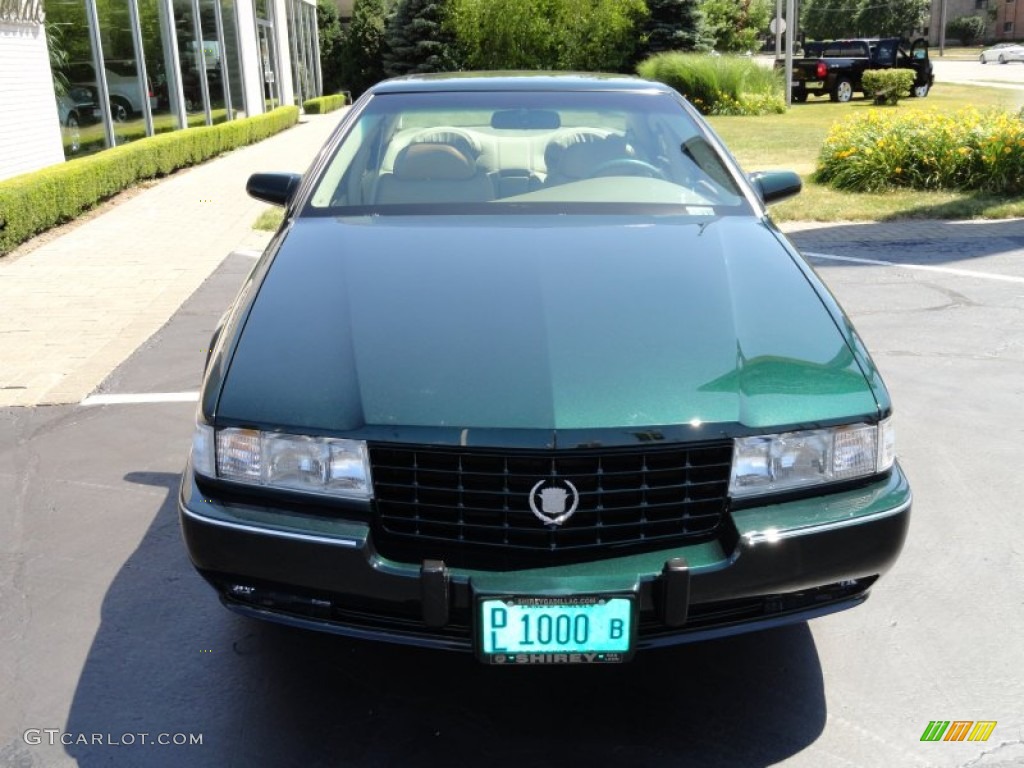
[787,217,1024,268]
[63,471,827,768]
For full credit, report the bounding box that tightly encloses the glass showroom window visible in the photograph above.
[254,0,281,109]
[94,0,154,144]
[46,0,108,158]
[173,0,207,120]
[286,0,304,105]
[199,0,230,123]
[139,0,184,134]
[219,0,247,116]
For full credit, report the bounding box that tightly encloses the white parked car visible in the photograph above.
[56,85,98,154]
[979,43,1024,64]
[68,61,158,121]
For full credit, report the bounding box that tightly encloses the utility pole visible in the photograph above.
[938,0,947,56]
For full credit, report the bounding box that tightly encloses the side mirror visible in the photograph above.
[246,172,302,206]
[749,171,802,205]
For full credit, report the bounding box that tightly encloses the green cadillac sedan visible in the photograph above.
[179,73,911,665]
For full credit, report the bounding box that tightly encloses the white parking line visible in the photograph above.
[80,392,200,406]
[805,252,1024,284]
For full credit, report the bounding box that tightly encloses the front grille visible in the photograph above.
[370,442,733,569]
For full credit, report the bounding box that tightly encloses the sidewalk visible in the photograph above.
[0,112,342,407]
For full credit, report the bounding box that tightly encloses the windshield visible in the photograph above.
[306,89,751,217]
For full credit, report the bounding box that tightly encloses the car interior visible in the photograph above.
[310,101,747,212]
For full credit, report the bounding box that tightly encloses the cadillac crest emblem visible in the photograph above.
[528,479,580,526]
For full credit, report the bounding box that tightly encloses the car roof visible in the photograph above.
[369,72,675,95]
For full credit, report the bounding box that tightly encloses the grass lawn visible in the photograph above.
[708,83,1024,221]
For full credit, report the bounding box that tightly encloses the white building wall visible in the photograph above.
[0,22,64,182]
[235,0,265,115]
[273,0,294,106]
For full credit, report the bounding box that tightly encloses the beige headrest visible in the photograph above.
[557,140,621,180]
[394,144,476,180]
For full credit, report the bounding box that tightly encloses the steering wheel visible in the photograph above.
[588,158,666,179]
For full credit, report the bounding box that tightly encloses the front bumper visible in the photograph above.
[179,464,911,652]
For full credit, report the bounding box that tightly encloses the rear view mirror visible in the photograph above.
[749,171,802,204]
[491,109,561,130]
[246,172,302,206]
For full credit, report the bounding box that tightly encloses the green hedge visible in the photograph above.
[861,70,916,106]
[637,53,785,116]
[0,106,299,256]
[302,94,349,114]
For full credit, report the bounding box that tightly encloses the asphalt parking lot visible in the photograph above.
[2,218,1023,767]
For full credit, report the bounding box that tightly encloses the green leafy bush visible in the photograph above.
[700,0,771,53]
[815,107,1024,193]
[0,106,299,256]
[861,69,915,105]
[637,53,784,116]
[303,94,349,114]
[946,14,986,46]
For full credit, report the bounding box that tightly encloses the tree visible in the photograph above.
[342,0,390,97]
[801,0,929,40]
[699,0,771,53]
[853,0,929,37]
[448,0,646,73]
[800,0,858,40]
[639,0,709,58]
[317,0,346,93]
[383,0,460,76]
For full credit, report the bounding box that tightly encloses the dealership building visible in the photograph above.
[0,0,322,182]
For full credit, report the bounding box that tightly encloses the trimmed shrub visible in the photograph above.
[861,69,915,105]
[303,94,349,114]
[815,107,1024,193]
[0,106,299,256]
[637,53,785,116]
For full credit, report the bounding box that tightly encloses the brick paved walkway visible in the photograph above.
[0,113,341,407]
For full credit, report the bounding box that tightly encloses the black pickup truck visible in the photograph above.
[785,38,934,103]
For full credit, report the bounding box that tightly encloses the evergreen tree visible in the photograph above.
[640,0,707,57]
[342,0,390,97]
[383,0,459,77]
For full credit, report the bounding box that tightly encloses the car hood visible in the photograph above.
[216,215,879,439]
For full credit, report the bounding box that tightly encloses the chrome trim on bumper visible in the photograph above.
[180,504,361,548]
[742,494,913,546]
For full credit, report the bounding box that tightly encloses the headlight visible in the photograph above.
[191,425,372,499]
[730,418,894,498]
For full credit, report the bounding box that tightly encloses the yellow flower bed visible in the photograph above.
[815,107,1024,193]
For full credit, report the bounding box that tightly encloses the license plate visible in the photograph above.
[478,595,634,665]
